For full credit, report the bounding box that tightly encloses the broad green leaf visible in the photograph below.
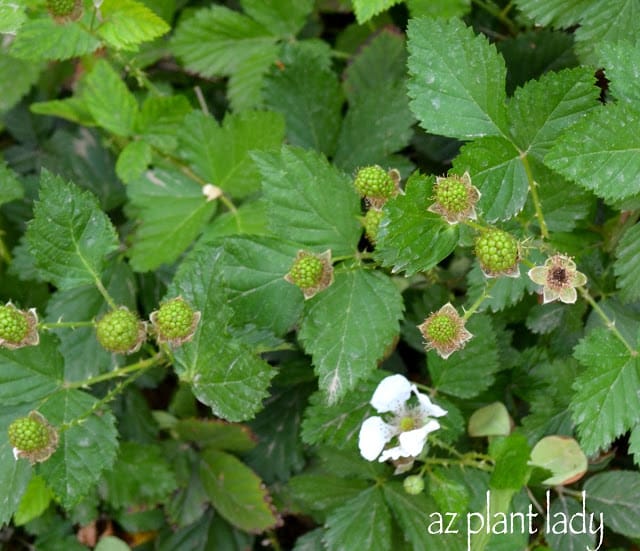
[116,140,152,184]
[14,475,53,526]
[240,0,313,36]
[299,270,403,402]
[83,60,138,137]
[218,236,303,336]
[0,161,23,206]
[546,496,596,551]
[584,470,640,538]
[135,95,192,152]
[101,442,177,508]
[200,448,278,533]
[226,46,280,111]
[254,146,361,256]
[30,97,94,126]
[407,17,508,139]
[97,0,170,51]
[427,315,500,399]
[202,200,270,239]
[0,51,41,112]
[179,110,285,199]
[407,0,470,18]
[571,329,640,455]
[10,17,100,60]
[263,45,342,155]
[630,425,640,467]
[508,68,599,158]
[173,419,255,453]
[529,436,587,485]
[94,537,130,551]
[546,103,640,203]
[351,0,401,23]
[38,390,118,509]
[614,223,640,303]
[325,487,391,551]
[374,173,459,275]
[289,475,370,520]
[597,40,640,105]
[170,247,275,421]
[514,0,592,27]
[171,5,277,79]
[466,262,536,313]
[451,137,527,222]
[26,171,119,290]
[0,0,26,33]
[127,168,217,272]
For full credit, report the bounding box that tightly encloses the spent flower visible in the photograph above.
[528,254,587,304]
[150,296,201,346]
[358,374,447,472]
[428,171,480,224]
[8,411,58,464]
[418,303,472,359]
[0,302,39,350]
[285,250,334,299]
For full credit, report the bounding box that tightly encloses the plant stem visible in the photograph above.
[65,353,163,389]
[578,287,637,356]
[520,153,550,240]
[40,320,96,330]
[463,279,497,320]
[471,0,518,34]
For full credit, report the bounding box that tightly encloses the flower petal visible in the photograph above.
[398,420,440,456]
[559,286,577,304]
[572,271,587,287]
[528,266,548,285]
[415,392,448,418]
[542,286,560,304]
[358,416,395,461]
[370,374,412,413]
[378,445,404,462]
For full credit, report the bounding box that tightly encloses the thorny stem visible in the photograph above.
[421,453,494,472]
[94,276,118,310]
[64,353,163,390]
[520,154,550,240]
[463,279,497,320]
[578,287,637,356]
[39,320,96,330]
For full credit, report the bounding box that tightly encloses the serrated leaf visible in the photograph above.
[629,425,640,466]
[407,17,508,139]
[14,475,53,526]
[38,390,118,509]
[202,200,270,239]
[0,0,26,33]
[289,475,369,520]
[218,236,303,336]
[597,40,640,105]
[101,442,177,508]
[427,315,500,398]
[614,223,640,303]
[263,44,342,155]
[97,0,170,51]
[571,329,640,455]
[508,67,599,158]
[514,0,592,27]
[174,419,255,453]
[240,0,313,36]
[116,141,152,184]
[26,170,119,289]
[324,487,391,551]
[407,0,470,18]
[0,161,23,206]
[490,433,531,490]
[584,470,640,538]
[200,449,278,533]
[10,17,99,61]
[83,60,138,137]
[179,110,285,199]
[374,173,459,275]
[546,103,640,202]
[135,95,192,152]
[170,247,275,421]
[254,146,361,256]
[0,50,41,112]
[127,168,217,272]
[452,137,527,222]
[466,262,535,313]
[226,46,279,111]
[299,270,403,402]
[30,97,94,127]
[352,0,401,23]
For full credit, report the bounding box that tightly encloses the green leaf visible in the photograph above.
[226,46,280,111]
[513,0,592,27]
[466,262,536,313]
[127,168,217,272]
[179,110,285,199]
[38,390,118,509]
[0,0,26,33]
[240,0,313,36]
[263,44,343,155]
[10,17,100,61]
[97,0,170,51]
[584,470,640,538]
[374,173,459,276]
[324,487,391,551]
[614,223,640,303]
[30,97,94,126]
[546,103,640,202]
[407,0,470,18]
[452,137,527,222]
[116,141,152,184]
[203,200,270,239]
[289,474,370,520]
[83,60,138,137]
[218,236,304,336]
[170,247,275,421]
[254,146,361,256]
[427,315,500,399]
[0,50,41,113]
[0,161,23,206]
[101,442,177,508]
[135,95,192,152]
[508,67,599,158]
[490,433,531,490]
[351,0,401,23]
[26,170,119,290]
[407,17,508,139]
[571,329,640,455]
[173,419,256,453]
[94,536,131,551]
[597,40,640,105]
[200,449,278,533]
[14,475,54,526]
[299,270,403,402]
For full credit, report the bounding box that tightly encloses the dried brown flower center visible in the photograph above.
[548,266,569,287]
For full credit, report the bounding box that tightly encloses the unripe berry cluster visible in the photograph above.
[475,229,520,278]
[46,0,82,21]
[8,411,58,464]
[418,303,472,359]
[0,303,39,350]
[285,250,334,299]
[96,308,146,354]
[150,297,201,346]
[363,208,385,244]
[428,172,480,224]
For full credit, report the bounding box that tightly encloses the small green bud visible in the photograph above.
[96,307,146,354]
[475,229,520,278]
[428,172,480,224]
[0,303,39,350]
[403,475,425,495]
[363,208,385,244]
[285,250,334,299]
[150,297,201,346]
[354,166,396,202]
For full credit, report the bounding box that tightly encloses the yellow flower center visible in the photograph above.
[399,416,416,431]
